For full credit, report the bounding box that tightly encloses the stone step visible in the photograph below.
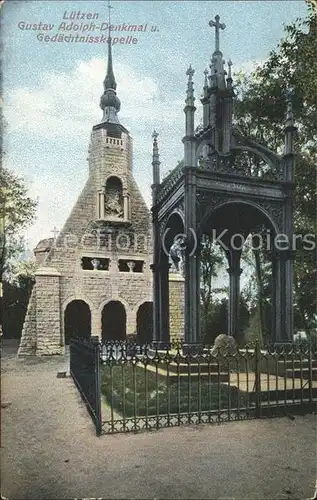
[285,368,317,380]
[278,359,317,368]
[248,387,317,402]
[155,362,222,374]
[144,364,229,383]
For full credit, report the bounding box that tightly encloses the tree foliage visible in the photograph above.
[2,261,35,338]
[0,167,37,281]
[200,236,225,340]
[234,10,317,336]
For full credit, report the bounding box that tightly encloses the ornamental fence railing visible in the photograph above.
[70,337,102,435]
[70,338,317,436]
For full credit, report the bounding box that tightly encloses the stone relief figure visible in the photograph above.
[105,176,124,218]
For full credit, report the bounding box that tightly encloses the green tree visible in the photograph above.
[0,167,37,282]
[200,236,225,341]
[2,260,36,338]
[234,10,317,337]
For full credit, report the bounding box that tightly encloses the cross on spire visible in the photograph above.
[107,0,113,26]
[51,226,59,240]
[209,15,226,52]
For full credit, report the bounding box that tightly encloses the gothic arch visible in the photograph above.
[195,137,212,163]
[232,129,281,168]
[195,129,282,175]
[150,15,295,345]
[160,210,185,254]
[197,199,280,239]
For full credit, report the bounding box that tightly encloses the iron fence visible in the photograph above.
[69,337,102,435]
[70,338,317,436]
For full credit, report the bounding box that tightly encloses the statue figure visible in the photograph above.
[127,261,135,273]
[91,258,100,270]
[105,191,123,218]
[169,236,185,274]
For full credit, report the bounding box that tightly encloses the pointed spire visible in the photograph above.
[104,34,116,91]
[209,55,217,88]
[183,65,196,163]
[185,64,195,106]
[227,59,233,83]
[203,68,209,88]
[285,88,295,129]
[223,59,234,153]
[152,130,160,186]
[100,1,121,124]
[203,68,209,101]
[218,58,227,88]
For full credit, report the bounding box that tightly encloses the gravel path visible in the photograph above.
[1,346,316,500]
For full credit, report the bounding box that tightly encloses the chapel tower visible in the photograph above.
[18,32,154,355]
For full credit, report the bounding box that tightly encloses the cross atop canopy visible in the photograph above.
[209,15,226,52]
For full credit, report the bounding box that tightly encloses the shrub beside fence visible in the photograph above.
[70,339,317,436]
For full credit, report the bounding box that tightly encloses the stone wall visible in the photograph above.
[34,268,63,355]
[19,123,155,354]
[18,287,37,355]
[169,273,185,341]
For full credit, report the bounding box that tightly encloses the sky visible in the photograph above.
[2,0,308,251]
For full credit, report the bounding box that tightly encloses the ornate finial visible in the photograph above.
[186,64,195,80]
[284,87,297,157]
[209,15,226,52]
[152,129,159,141]
[152,130,160,186]
[185,65,195,106]
[209,55,217,88]
[227,59,233,79]
[221,59,227,76]
[209,55,216,73]
[285,88,294,128]
[204,68,209,87]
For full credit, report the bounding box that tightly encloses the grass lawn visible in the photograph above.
[101,362,250,418]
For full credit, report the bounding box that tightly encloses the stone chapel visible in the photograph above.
[18,37,184,355]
